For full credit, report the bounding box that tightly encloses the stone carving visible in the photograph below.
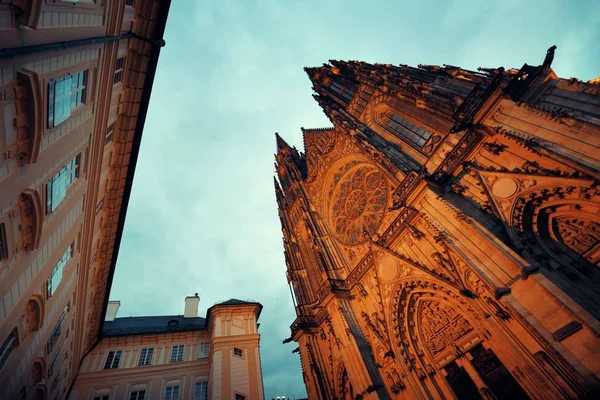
[420,300,474,355]
[556,218,600,257]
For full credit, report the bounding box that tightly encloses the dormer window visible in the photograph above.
[330,81,354,101]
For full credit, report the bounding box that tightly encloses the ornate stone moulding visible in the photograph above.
[20,188,43,251]
[13,69,43,165]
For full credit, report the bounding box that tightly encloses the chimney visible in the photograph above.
[105,301,121,322]
[184,293,200,318]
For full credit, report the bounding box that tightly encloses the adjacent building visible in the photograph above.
[0,1,171,399]
[71,296,265,400]
[275,47,600,399]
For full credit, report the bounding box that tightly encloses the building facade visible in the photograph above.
[0,1,171,399]
[275,47,600,399]
[71,296,265,400]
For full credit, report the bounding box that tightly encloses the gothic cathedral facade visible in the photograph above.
[274,47,600,399]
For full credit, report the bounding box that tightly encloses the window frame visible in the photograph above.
[113,57,126,85]
[47,243,74,298]
[138,347,154,366]
[329,80,354,102]
[170,344,185,362]
[164,385,180,400]
[194,381,208,400]
[386,113,432,148]
[105,123,115,145]
[233,347,243,358]
[0,223,8,261]
[47,70,88,128]
[46,155,80,214]
[129,390,145,400]
[46,305,69,354]
[0,328,19,371]
[103,350,123,370]
[196,342,210,359]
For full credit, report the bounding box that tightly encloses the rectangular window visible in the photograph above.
[387,114,432,148]
[197,342,210,359]
[233,347,243,357]
[0,328,18,370]
[105,123,115,145]
[235,395,245,400]
[0,223,8,261]
[93,397,110,400]
[47,306,68,353]
[165,386,179,400]
[194,382,208,400]
[125,0,136,6]
[129,391,145,400]
[104,350,122,369]
[47,243,73,298]
[113,57,126,85]
[46,155,80,214]
[138,347,154,366]
[48,70,88,127]
[170,345,184,362]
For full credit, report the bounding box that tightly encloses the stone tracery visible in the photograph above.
[328,162,389,245]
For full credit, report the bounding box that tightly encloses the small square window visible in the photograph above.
[235,395,245,400]
[233,347,243,357]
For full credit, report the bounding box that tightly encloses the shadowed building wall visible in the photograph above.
[274,47,600,399]
[0,1,171,399]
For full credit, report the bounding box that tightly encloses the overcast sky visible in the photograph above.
[108,0,600,398]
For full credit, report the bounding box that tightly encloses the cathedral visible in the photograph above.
[274,47,600,399]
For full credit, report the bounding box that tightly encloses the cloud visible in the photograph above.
[108,0,598,398]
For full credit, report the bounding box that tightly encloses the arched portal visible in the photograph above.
[394,279,530,400]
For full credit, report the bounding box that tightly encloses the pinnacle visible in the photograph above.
[275,132,292,152]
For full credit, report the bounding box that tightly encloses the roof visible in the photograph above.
[103,315,206,337]
[216,298,254,306]
[101,299,262,337]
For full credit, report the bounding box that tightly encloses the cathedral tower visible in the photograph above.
[275,47,600,399]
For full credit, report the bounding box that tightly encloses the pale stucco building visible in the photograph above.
[71,296,265,400]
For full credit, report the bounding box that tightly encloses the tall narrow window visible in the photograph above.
[138,348,154,366]
[104,350,122,369]
[197,342,210,359]
[0,328,18,370]
[170,345,184,362]
[165,386,179,400]
[129,391,145,400]
[105,123,115,145]
[329,81,354,101]
[46,155,80,214]
[113,57,126,85]
[386,114,432,147]
[0,223,8,261]
[47,243,73,298]
[194,382,208,400]
[48,70,88,127]
[46,306,68,353]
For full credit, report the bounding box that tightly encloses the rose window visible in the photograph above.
[328,164,389,245]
